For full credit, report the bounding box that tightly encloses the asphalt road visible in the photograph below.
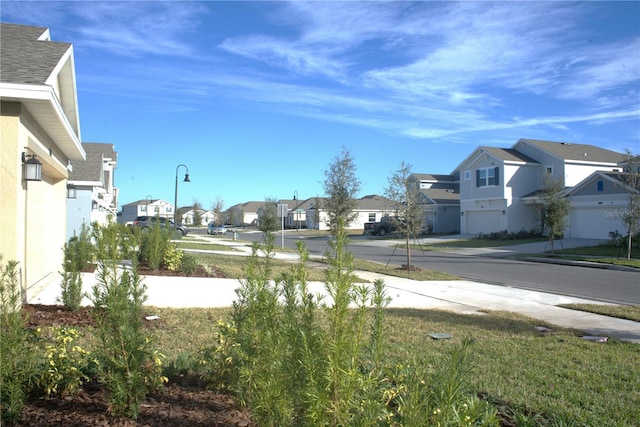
[234,230,639,305]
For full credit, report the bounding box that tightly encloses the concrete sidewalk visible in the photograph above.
[28,235,640,344]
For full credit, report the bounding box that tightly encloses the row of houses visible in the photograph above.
[118,136,636,241]
[1,22,637,307]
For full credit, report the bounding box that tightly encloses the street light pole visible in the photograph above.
[174,164,190,227]
[146,194,152,214]
[293,190,299,231]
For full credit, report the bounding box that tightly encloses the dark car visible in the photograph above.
[132,216,188,235]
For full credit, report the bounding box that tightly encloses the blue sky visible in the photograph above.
[2,1,639,211]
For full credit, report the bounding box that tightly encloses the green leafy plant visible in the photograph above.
[162,242,183,271]
[0,258,40,424]
[180,253,198,276]
[58,223,94,311]
[139,220,172,270]
[89,221,167,419]
[39,326,94,397]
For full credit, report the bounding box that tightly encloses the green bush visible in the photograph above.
[139,221,172,270]
[203,221,499,426]
[90,220,167,419]
[39,326,94,397]
[180,253,198,276]
[162,242,183,271]
[0,258,40,424]
[59,223,94,311]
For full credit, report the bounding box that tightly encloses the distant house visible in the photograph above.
[226,201,265,227]
[1,23,85,299]
[306,195,395,231]
[454,139,626,236]
[119,199,174,224]
[67,143,118,239]
[409,173,460,234]
[179,207,215,226]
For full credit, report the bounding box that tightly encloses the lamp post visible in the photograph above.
[174,164,190,227]
[293,190,299,231]
[146,194,152,214]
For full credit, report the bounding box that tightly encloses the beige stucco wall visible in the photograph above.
[1,102,68,300]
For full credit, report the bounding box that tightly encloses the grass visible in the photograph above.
[558,303,640,322]
[139,306,640,426]
[175,242,238,252]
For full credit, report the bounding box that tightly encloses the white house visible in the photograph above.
[306,195,395,231]
[66,143,118,239]
[119,199,174,224]
[179,207,215,226]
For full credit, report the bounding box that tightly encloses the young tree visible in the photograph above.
[322,147,361,233]
[384,161,425,271]
[541,176,571,253]
[258,197,279,233]
[212,196,225,225]
[192,199,204,226]
[621,150,640,260]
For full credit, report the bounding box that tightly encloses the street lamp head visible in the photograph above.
[183,173,190,183]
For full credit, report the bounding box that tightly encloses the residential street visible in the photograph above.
[237,231,640,305]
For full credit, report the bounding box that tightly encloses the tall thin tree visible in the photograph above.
[541,176,571,253]
[384,161,425,271]
[621,150,640,260]
[322,148,361,234]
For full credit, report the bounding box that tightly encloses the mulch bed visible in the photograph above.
[16,300,255,427]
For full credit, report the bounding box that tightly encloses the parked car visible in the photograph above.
[132,216,188,235]
[207,223,228,235]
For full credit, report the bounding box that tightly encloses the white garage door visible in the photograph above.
[570,207,625,239]
[465,210,503,234]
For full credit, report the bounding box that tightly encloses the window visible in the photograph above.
[369,213,376,222]
[597,180,604,192]
[545,166,553,175]
[464,170,471,180]
[476,167,500,187]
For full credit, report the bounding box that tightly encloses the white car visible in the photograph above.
[207,223,227,235]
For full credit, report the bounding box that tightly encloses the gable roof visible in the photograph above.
[516,139,626,164]
[420,188,460,205]
[566,171,638,197]
[0,23,70,84]
[69,143,117,182]
[0,22,83,161]
[480,147,539,163]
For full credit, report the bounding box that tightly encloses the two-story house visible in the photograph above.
[1,23,85,299]
[66,143,118,239]
[119,199,174,224]
[409,173,460,234]
[454,139,627,236]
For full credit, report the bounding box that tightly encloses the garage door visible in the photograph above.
[465,210,503,234]
[570,207,625,239]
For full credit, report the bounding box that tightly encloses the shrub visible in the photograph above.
[139,221,172,270]
[39,327,94,397]
[0,258,40,424]
[89,221,167,419]
[180,253,198,276]
[59,223,94,311]
[162,242,183,271]
[205,220,499,426]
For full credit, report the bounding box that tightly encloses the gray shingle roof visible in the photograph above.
[0,22,71,85]
[69,143,117,182]
[518,139,626,163]
[481,147,539,163]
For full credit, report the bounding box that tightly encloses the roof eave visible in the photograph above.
[0,82,85,161]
